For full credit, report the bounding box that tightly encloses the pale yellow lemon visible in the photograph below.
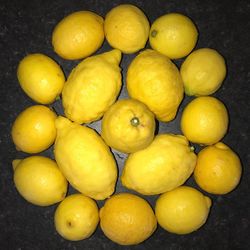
[155,186,211,234]
[54,116,117,200]
[181,96,229,145]
[13,156,67,206]
[99,193,157,245]
[101,99,155,153]
[194,142,242,194]
[180,48,226,96]
[62,49,122,124]
[121,134,197,195]
[127,49,184,122]
[149,13,198,59]
[54,194,99,241]
[11,105,57,153]
[17,53,65,104]
[52,11,104,60]
[104,4,149,53]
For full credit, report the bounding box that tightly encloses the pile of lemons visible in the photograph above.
[11,4,242,246]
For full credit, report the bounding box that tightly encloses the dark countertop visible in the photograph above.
[0,0,250,249]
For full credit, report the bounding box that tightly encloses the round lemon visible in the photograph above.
[194,142,242,194]
[13,156,67,206]
[54,194,99,241]
[121,134,197,195]
[62,49,122,124]
[181,96,229,145]
[155,186,211,234]
[17,53,65,104]
[52,11,104,60]
[99,193,157,245]
[11,105,57,153]
[127,49,184,122]
[101,99,155,153]
[149,13,198,59]
[104,4,150,53]
[180,48,227,96]
[54,116,117,200]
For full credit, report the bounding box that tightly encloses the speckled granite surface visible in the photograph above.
[0,0,250,249]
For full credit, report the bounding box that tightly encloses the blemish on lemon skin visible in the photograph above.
[130,117,140,127]
[67,221,73,227]
[151,30,157,37]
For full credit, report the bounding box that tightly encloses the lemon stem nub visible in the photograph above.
[190,146,195,152]
[151,30,157,37]
[130,117,140,127]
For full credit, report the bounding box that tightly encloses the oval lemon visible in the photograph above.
[17,53,65,104]
[52,11,104,60]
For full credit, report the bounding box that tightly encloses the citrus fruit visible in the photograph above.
[127,49,184,122]
[62,49,122,124]
[194,142,242,194]
[121,134,197,195]
[13,156,67,206]
[54,116,117,200]
[17,53,65,104]
[11,105,57,153]
[54,194,99,241]
[155,186,211,234]
[99,193,157,245]
[52,11,104,60]
[149,13,198,59]
[181,96,229,145]
[104,4,150,53]
[180,48,227,96]
[101,98,155,153]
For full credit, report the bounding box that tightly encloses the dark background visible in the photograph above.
[0,0,250,249]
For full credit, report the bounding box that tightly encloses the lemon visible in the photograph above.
[62,49,122,124]
[100,193,157,245]
[104,4,150,53]
[181,96,229,145]
[121,134,196,195]
[180,48,227,96]
[194,142,242,194]
[149,13,198,59]
[17,53,65,104]
[54,116,117,200]
[11,105,57,153]
[155,186,211,234]
[52,11,104,60]
[127,49,184,122]
[13,156,67,206]
[54,194,99,241]
[101,99,155,153]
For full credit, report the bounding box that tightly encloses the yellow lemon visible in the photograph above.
[54,116,117,200]
[99,193,157,245]
[194,142,242,194]
[17,53,65,104]
[121,134,196,195]
[149,13,198,59]
[180,48,227,96]
[104,4,150,53]
[13,156,67,206]
[52,11,104,60]
[181,96,229,145]
[127,49,184,122]
[101,99,155,153]
[54,194,99,241]
[155,186,211,234]
[11,105,57,153]
[62,49,122,124]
